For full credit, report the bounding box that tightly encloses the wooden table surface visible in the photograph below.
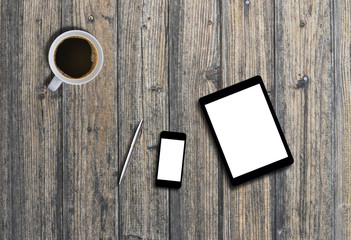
[1,0,350,239]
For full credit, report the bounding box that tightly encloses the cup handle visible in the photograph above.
[48,76,62,91]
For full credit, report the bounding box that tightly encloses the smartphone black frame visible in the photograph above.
[156,131,186,188]
[199,75,294,186]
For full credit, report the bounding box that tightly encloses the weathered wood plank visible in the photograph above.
[168,0,221,239]
[61,0,118,238]
[117,0,170,238]
[221,0,275,239]
[0,0,63,239]
[0,0,25,238]
[116,0,144,239]
[275,0,335,238]
[140,0,170,238]
[334,0,351,238]
[22,1,63,238]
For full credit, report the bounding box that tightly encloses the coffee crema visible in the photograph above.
[54,36,98,79]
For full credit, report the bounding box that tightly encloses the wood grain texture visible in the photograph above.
[61,0,117,238]
[140,0,170,238]
[22,1,63,238]
[117,0,170,238]
[275,0,335,239]
[168,0,221,239]
[0,0,25,238]
[334,0,351,238]
[221,0,275,239]
[116,1,145,239]
[0,0,63,239]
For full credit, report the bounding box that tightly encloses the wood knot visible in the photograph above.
[87,126,98,133]
[37,86,47,100]
[300,21,305,28]
[69,207,74,214]
[150,84,163,92]
[295,76,309,89]
[204,67,219,82]
[38,93,45,100]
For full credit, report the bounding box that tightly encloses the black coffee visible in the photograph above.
[54,36,97,78]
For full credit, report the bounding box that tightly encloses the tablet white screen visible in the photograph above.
[204,84,288,178]
[157,138,185,182]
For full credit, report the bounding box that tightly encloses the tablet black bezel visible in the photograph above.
[156,131,186,189]
[199,75,293,186]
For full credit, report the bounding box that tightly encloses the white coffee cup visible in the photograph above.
[48,30,104,91]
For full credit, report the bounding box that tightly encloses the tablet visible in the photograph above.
[199,76,293,186]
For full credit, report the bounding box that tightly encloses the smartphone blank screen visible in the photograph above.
[157,138,185,182]
[204,84,288,178]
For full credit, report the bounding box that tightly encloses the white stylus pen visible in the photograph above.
[118,119,144,185]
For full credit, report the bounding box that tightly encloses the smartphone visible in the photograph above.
[156,131,186,188]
